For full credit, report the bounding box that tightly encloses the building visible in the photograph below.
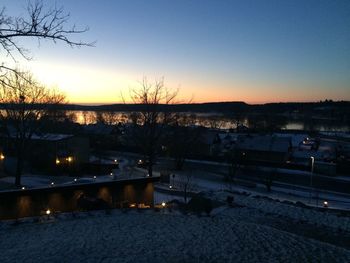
[236,135,292,164]
[0,133,89,175]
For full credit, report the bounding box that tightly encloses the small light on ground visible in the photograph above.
[114,159,118,163]
[110,172,113,176]
[46,209,51,215]
[161,202,166,207]
[74,178,77,182]
[169,185,173,189]
[323,201,328,208]
[51,182,54,186]
[21,186,25,190]
[93,176,96,179]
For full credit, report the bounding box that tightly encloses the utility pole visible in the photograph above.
[309,156,314,205]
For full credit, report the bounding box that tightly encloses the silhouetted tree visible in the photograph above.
[0,70,66,186]
[129,77,178,176]
[0,0,93,84]
[176,170,195,203]
[167,113,203,170]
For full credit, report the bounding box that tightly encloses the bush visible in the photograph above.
[187,194,213,216]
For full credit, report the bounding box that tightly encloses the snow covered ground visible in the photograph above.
[1,190,350,262]
[1,153,349,262]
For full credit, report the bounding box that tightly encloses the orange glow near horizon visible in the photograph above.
[16,60,349,105]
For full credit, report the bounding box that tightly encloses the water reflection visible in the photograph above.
[69,111,349,132]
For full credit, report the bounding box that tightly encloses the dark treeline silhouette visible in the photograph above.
[0,101,349,115]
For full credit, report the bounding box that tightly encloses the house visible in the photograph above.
[235,135,292,164]
[0,176,159,220]
[82,123,122,150]
[0,133,89,174]
[211,132,240,156]
[273,133,308,149]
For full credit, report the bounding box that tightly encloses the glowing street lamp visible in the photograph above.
[309,156,315,205]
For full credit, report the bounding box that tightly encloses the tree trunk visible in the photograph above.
[15,138,25,187]
[15,152,23,187]
[175,157,185,170]
[148,164,153,177]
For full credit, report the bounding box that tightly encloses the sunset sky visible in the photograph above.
[2,0,350,104]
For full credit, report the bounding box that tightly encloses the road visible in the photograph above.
[107,151,350,209]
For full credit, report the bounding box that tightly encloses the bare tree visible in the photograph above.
[167,113,203,170]
[130,77,178,177]
[0,70,66,186]
[94,111,120,125]
[175,171,195,203]
[0,0,93,79]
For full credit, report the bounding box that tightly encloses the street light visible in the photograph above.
[309,156,315,205]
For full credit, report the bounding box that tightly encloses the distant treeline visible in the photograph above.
[0,101,349,115]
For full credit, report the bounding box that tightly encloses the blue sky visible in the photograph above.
[2,0,350,104]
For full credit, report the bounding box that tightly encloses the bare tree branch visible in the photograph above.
[0,0,94,70]
[129,77,178,177]
[0,69,66,186]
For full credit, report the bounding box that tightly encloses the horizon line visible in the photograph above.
[69,99,349,107]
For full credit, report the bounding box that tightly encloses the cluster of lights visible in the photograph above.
[56,156,73,164]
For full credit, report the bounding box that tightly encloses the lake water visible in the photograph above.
[71,111,349,132]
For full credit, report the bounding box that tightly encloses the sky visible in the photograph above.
[1,0,350,104]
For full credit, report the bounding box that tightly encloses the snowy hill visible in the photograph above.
[0,191,349,262]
